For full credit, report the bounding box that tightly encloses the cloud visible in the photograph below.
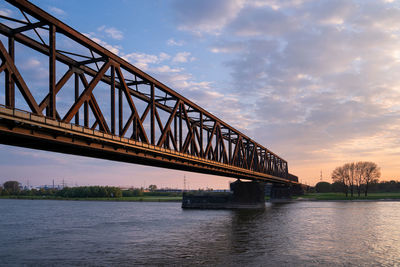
[123,52,170,70]
[172,0,245,34]
[210,41,245,53]
[98,25,124,40]
[81,26,124,56]
[83,32,122,55]
[169,0,400,182]
[121,50,216,108]
[6,0,400,186]
[19,57,48,81]
[172,52,193,63]
[167,38,184,46]
[158,52,171,61]
[153,65,182,73]
[48,6,66,16]
[23,58,41,69]
[228,5,297,37]
[0,8,12,17]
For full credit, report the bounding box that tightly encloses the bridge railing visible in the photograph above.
[0,0,289,180]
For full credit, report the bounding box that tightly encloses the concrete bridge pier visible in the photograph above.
[182,180,266,209]
[270,183,292,203]
[230,180,265,208]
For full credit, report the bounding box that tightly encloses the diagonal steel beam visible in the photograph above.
[157,100,180,147]
[204,122,218,157]
[0,40,41,114]
[88,94,110,133]
[115,66,149,143]
[78,72,110,134]
[63,60,111,122]
[39,68,74,112]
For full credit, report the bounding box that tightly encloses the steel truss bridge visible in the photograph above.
[0,0,298,184]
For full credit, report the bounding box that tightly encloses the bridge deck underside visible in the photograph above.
[0,108,292,184]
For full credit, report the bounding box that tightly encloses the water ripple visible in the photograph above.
[0,200,399,266]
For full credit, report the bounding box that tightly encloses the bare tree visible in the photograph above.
[332,166,348,197]
[363,162,380,196]
[332,161,381,198]
[344,163,356,197]
[355,162,366,197]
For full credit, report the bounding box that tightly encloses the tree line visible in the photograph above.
[331,161,380,197]
[316,180,400,194]
[0,181,182,198]
[313,161,400,196]
[0,181,122,198]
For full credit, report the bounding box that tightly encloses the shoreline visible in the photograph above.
[295,197,400,202]
[2,195,400,203]
[0,196,182,202]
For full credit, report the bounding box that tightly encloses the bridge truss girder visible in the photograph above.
[0,0,294,184]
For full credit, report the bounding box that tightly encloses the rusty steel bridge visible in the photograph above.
[0,0,298,184]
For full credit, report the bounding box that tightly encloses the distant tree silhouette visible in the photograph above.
[345,163,356,197]
[355,162,365,197]
[362,162,380,196]
[315,182,331,193]
[332,161,380,197]
[332,166,348,197]
[3,181,20,195]
[148,184,157,192]
[331,181,345,193]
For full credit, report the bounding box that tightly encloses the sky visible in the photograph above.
[0,0,400,188]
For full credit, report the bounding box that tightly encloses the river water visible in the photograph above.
[0,199,399,266]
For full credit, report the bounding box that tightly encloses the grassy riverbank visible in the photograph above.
[3,193,400,202]
[297,192,400,201]
[0,195,182,202]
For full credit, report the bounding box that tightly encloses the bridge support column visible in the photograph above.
[182,180,265,209]
[270,183,292,203]
[291,184,304,196]
[230,180,265,208]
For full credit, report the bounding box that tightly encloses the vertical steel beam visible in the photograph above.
[150,83,155,145]
[110,65,115,134]
[84,101,89,127]
[133,117,137,140]
[268,154,271,173]
[264,152,267,172]
[48,24,56,119]
[285,162,288,178]
[228,129,232,164]
[174,113,177,146]
[207,128,210,153]
[179,102,182,151]
[74,72,79,124]
[5,36,15,108]
[118,78,123,135]
[165,131,170,149]
[215,128,219,161]
[246,141,249,163]
[200,111,203,157]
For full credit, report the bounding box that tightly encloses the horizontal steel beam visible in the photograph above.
[11,21,46,34]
